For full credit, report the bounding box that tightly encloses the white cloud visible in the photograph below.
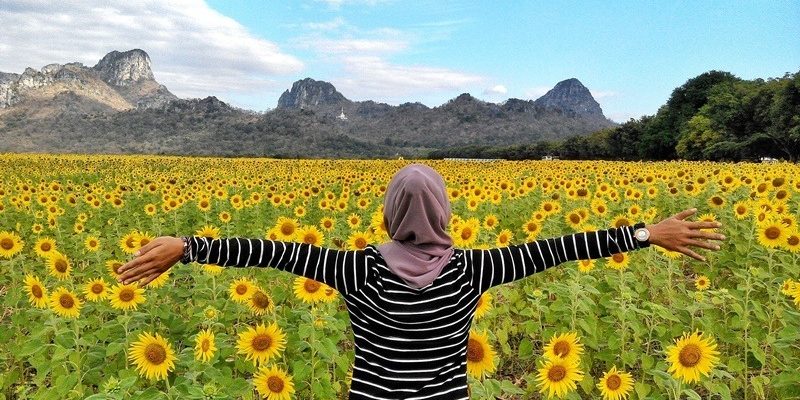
[482,85,507,96]
[294,37,408,55]
[335,55,485,101]
[0,0,303,100]
[313,0,391,9]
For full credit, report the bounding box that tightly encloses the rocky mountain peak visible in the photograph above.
[276,77,349,109]
[92,49,155,86]
[533,78,604,118]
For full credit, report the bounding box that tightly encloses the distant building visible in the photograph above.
[337,107,348,120]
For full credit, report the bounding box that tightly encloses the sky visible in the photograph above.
[1,1,798,122]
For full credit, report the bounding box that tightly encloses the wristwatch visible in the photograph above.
[180,236,193,264]
[633,222,651,248]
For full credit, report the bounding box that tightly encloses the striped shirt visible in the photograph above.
[186,224,646,399]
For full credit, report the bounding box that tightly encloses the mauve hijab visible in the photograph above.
[377,163,455,289]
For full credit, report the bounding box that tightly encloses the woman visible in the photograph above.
[116,163,725,399]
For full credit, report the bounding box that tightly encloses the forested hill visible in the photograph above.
[0,49,615,158]
[431,70,800,162]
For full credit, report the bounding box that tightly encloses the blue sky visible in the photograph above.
[1,0,798,122]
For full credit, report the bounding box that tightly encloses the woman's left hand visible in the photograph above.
[116,236,184,287]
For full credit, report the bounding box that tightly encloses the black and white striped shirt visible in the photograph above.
[186,224,646,399]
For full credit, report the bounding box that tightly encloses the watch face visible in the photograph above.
[636,230,647,240]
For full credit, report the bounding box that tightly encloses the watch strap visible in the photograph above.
[180,236,193,264]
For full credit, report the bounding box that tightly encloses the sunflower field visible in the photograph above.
[1,153,799,400]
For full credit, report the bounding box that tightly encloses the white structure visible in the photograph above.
[338,107,348,120]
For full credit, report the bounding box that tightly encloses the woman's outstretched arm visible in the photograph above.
[468,208,726,293]
[116,236,370,296]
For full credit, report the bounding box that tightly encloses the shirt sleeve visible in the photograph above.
[467,224,644,293]
[186,236,369,296]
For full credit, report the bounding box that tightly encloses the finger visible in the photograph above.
[692,231,727,241]
[138,271,161,288]
[686,239,721,251]
[134,239,163,257]
[118,256,144,274]
[679,246,706,261]
[687,221,723,230]
[118,261,152,283]
[673,208,698,221]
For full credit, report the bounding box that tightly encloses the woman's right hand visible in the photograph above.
[646,208,726,261]
[116,236,185,286]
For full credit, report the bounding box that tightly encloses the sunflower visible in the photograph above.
[106,259,124,277]
[274,217,300,241]
[24,274,48,309]
[195,225,221,239]
[665,330,720,384]
[247,288,276,315]
[83,277,110,301]
[203,264,225,276]
[147,269,171,288]
[483,214,499,230]
[790,284,800,308]
[756,217,788,249]
[474,292,492,319]
[694,275,711,291]
[294,277,326,304]
[219,211,232,224]
[254,364,296,400]
[144,203,158,216]
[236,323,287,366]
[229,277,257,303]
[347,213,361,229]
[495,229,513,247]
[780,279,797,296]
[0,230,24,259]
[128,331,177,381]
[522,217,542,240]
[84,235,100,252]
[47,251,72,280]
[319,216,335,232]
[347,230,371,251]
[49,286,82,318]
[297,226,324,246]
[109,283,146,311]
[732,201,750,220]
[33,237,57,258]
[119,231,141,255]
[783,229,800,253]
[577,259,596,273]
[453,218,480,248]
[655,245,683,259]
[535,357,584,399]
[466,330,496,379]
[597,365,634,400]
[606,252,630,271]
[194,328,217,363]
[543,331,584,363]
[320,284,338,303]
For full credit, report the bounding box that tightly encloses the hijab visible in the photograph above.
[377,163,455,289]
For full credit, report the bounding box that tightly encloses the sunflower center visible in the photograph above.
[606,374,622,390]
[201,339,210,352]
[570,214,581,224]
[303,233,317,244]
[354,237,367,248]
[678,344,702,367]
[0,238,13,250]
[252,334,272,351]
[461,228,472,240]
[267,376,284,393]
[119,288,134,302]
[59,293,74,308]
[91,283,104,294]
[466,338,484,362]
[113,263,123,274]
[765,227,780,240]
[126,237,136,248]
[252,291,271,308]
[41,243,52,251]
[304,279,321,293]
[547,365,566,382]
[281,223,295,236]
[527,222,537,232]
[55,259,68,273]
[144,343,167,365]
[236,284,248,295]
[553,341,571,357]
[612,253,625,263]
[788,236,799,246]
[736,206,746,215]
[32,285,43,298]
[712,196,723,205]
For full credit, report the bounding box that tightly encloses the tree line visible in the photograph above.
[429,70,799,162]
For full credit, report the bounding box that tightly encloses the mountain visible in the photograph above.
[0,50,616,158]
[0,48,176,113]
